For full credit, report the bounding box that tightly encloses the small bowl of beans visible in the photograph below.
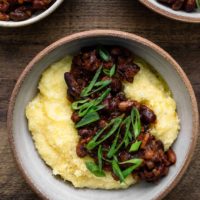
[0,0,64,27]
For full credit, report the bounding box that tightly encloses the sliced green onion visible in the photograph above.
[95,88,111,104]
[108,116,131,157]
[76,88,111,117]
[131,108,141,138]
[85,161,106,177]
[120,158,143,165]
[102,157,112,163]
[103,64,116,77]
[122,159,143,179]
[107,126,121,158]
[86,116,123,150]
[81,66,102,97]
[86,79,111,96]
[196,0,200,9]
[129,140,142,152]
[123,116,132,147]
[78,104,105,117]
[95,117,123,145]
[71,99,89,110]
[112,158,125,182]
[75,111,100,128]
[98,145,103,171]
[99,47,110,62]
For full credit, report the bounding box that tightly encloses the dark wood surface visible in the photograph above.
[0,0,200,199]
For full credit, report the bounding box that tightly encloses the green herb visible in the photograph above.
[85,161,106,177]
[99,47,110,62]
[122,159,143,179]
[87,79,111,96]
[95,88,111,104]
[71,99,89,110]
[107,126,121,158]
[196,0,200,9]
[81,66,102,97]
[95,117,123,145]
[75,88,111,117]
[86,116,123,150]
[112,158,125,182]
[123,116,132,147]
[103,64,116,77]
[131,108,141,138]
[78,104,105,117]
[98,145,103,171]
[102,157,112,163]
[75,111,100,128]
[129,140,142,152]
[107,116,131,157]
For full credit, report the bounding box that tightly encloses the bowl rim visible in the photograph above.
[0,0,64,28]
[139,0,200,23]
[7,29,199,200]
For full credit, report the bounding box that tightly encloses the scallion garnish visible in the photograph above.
[129,140,142,152]
[81,66,102,97]
[107,126,121,158]
[75,111,100,128]
[85,161,106,177]
[87,79,111,96]
[99,47,110,62]
[121,159,143,179]
[107,116,131,158]
[112,157,125,182]
[196,0,200,9]
[98,145,103,171]
[86,116,123,150]
[71,99,89,110]
[74,88,111,117]
[131,108,141,138]
[103,64,116,77]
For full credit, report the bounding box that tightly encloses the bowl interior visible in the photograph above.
[0,0,63,27]
[140,0,200,22]
[11,35,194,200]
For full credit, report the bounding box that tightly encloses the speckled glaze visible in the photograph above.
[0,0,64,28]
[139,0,200,23]
[7,30,199,200]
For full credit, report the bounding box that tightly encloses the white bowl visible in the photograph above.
[0,0,64,28]
[140,0,200,23]
[7,30,199,200]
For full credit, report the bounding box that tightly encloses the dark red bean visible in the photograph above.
[76,143,87,158]
[140,105,156,124]
[71,112,80,123]
[167,148,176,164]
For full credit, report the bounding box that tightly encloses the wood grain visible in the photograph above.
[0,0,200,199]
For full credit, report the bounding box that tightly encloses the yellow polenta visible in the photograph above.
[26,56,180,189]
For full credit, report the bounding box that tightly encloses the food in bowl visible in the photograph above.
[26,45,180,189]
[157,0,200,12]
[0,0,55,21]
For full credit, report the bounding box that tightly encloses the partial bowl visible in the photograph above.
[7,30,199,200]
[139,0,200,23]
[0,0,64,28]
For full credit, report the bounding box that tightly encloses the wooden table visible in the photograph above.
[0,0,200,199]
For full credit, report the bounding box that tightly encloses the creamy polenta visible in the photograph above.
[26,56,180,189]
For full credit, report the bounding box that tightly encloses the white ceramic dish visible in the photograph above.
[0,0,64,28]
[140,0,200,23]
[7,30,199,200]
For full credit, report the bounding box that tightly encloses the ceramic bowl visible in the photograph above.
[0,0,64,28]
[7,30,199,200]
[139,0,200,23]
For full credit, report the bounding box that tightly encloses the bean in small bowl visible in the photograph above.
[0,0,63,27]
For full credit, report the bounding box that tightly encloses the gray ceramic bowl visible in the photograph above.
[0,0,63,28]
[7,30,199,200]
[139,0,200,23]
